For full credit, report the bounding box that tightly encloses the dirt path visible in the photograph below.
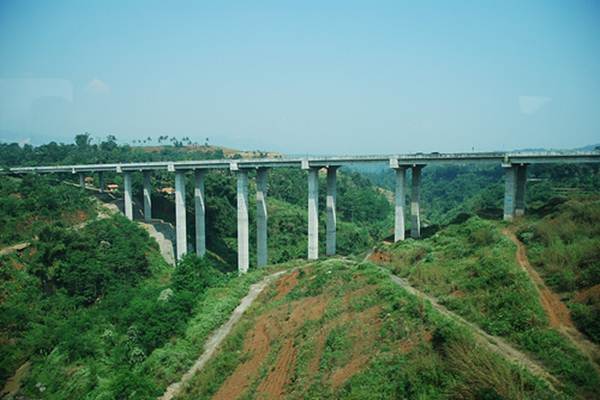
[502,229,600,370]
[502,229,572,328]
[158,270,288,400]
[379,266,561,392]
[0,241,30,256]
[0,362,30,398]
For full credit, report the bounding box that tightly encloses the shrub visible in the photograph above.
[570,303,600,343]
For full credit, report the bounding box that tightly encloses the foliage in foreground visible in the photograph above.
[180,260,556,400]
[516,196,600,343]
[373,216,599,398]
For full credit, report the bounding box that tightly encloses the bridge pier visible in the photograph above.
[307,167,319,260]
[393,167,407,241]
[503,165,517,221]
[326,167,337,256]
[79,173,85,189]
[98,172,104,193]
[411,165,423,239]
[175,171,187,260]
[256,168,268,267]
[124,172,133,220]
[194,170,206,257]
[143,171,152,222]
[237,170,249,273]
[515,165,528,217]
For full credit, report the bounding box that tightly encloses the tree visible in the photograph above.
[75,133,91,148]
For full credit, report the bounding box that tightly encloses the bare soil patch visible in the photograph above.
[255,338,297,399]
[329,305,383,389]
[399,330,433,353]
[575,284,600,304]
[369,250,391,263]
[212,293,328,400]
[212,309,281,400]
[502,229,600,371]
[503,229,573,328]
[273,270,299,301]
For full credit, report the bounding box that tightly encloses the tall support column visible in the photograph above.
[237,170,249,273]
[79,173,85,189]
[410,165,423,239]
[308,167,319,260]
[194,170,206,257]
[98,172,104,193]
[515,165,528,217]
[326,167,337,256]
[503,165,517,221]
[143,171,152,222]
[502,164,517,221]
[394,167,407,242]
[175,171,187,260]
[256,168,268,267]
[123,172,133,220]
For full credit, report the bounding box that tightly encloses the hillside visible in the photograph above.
[2,138,600,399]
[368,211,600,398]
[176,259,557,399]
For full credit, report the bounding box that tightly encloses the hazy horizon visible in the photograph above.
[1,1,599,154]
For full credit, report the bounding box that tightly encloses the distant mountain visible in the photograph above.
[512,143,600,153]
[576,143,600,151]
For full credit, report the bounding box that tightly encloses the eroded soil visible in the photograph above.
[502,229,600,370]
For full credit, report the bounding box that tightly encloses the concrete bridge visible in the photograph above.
[9,151,600,273]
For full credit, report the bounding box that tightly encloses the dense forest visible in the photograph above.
[1,136,599,399]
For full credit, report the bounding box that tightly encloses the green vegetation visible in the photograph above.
[3,136,392,267]
[179,259,556,399]
[0,134,226,168]
[361,163,600,226]
[372,216,599,398]
[0,207,280,398]
[2,137,600,399]
[0,175,95,246]
[516,196,600,343]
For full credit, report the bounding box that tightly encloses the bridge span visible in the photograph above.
[8,151,600,273]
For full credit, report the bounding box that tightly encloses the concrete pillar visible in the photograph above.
[143,171,152,222]
[515,165,528,217]
[326,167,337,256]
[308,168,319,260]
[79,173,85,189]
[503,165,517,221]
[98,172,104,193]
[394,167,406,242]
[175,171,187,260]
[237,170,249,273]
[123,172,133,220]
[410,166,423,239]
[194,170,206,257]
[256,168,268,267]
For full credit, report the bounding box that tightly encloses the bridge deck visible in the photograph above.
[7,151,600,174]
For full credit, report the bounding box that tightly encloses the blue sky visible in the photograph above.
[1,0,599,153]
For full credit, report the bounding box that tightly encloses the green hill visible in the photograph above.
[2,137,600,399]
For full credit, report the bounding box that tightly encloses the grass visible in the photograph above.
[373,215,599,398]
[177,259,557,399]
[516,196,600,343]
